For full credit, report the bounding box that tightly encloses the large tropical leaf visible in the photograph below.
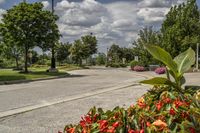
[174,48,195,75]
[140,77,176,87]
[144,45,178,76]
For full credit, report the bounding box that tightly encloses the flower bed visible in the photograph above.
[61,88,200,133]
[155,67,166,74]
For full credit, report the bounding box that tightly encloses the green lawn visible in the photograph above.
[0,64,85,82]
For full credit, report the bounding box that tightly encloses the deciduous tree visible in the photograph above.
[0,2,60,72]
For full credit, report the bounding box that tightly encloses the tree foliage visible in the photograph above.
[161,0,200,57]
[70,34,97,66]
[0,2,60,72]
[56,42,71,64]
[133,27,161,66]
[96,53,106,65]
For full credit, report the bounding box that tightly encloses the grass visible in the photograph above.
[0,64,83,82]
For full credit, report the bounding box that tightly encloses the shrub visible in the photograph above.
[155,67,166,74]
[130,60,139,68]
[119,64,127,68]
[133,66,145,72]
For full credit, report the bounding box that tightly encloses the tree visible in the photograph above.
[0,2,60,73]
[70,39,86,66]
[70,34,98,66]
[132,27,161,66]
[161,0,200,57]
[56,42,71,65]
[121,48,134,63]
[96,53,106,65]
[108,44,123,63]
[3,43,23,68]
[81,34,98,57]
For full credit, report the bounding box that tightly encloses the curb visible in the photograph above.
[0,82,140,119]
[0,74,70,85]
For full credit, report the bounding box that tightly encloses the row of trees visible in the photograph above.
[0,2,98,70]
[133,0,200,66]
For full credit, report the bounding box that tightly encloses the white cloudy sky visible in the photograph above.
[0,0,198,52]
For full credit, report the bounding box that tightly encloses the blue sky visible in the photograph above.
[0,0,200,52]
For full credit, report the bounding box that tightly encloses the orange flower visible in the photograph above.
[66,127,75,133]
[137,97,146,108]
[153,120,167,128]
[106,127,115,133]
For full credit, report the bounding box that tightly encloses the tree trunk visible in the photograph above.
[24,46,28,73]
[15,57,19,69]
[51,47,56,69]
[42,50,45,65]
[79,59,82,66]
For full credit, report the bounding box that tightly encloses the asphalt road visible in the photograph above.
[0,67,149,133]
[0,68,145,113]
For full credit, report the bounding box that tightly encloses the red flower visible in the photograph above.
[66,127,75,133]
[181,112,189,119]
[128,129,139,133]
[98,120,108,132]
[174,99,184,108]
[146,122,151,127]
[189,127,196,133]
[140,129,144,133]
[156,101,163,111]
[112,121,120,128]
[169,108,176,115]
[163,98,171,104]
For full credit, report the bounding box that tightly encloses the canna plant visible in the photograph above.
[140,45,195,92]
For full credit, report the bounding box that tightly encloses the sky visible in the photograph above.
[0,0,200,52]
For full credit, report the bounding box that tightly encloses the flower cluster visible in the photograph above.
[155,67,166,74]
[133,66,145,72]
[60,88,200,133]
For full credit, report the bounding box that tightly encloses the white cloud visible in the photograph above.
[42,1,50,9]
[138,0,172,8]
[54,0,187,52]
[137,8,169,23]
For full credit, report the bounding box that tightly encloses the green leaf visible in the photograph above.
[140,77,175,86]
[144,45,178,75]
[174,48,195,75]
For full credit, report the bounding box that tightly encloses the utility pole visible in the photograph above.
[50,0,56,70]
[196,43,199,70]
